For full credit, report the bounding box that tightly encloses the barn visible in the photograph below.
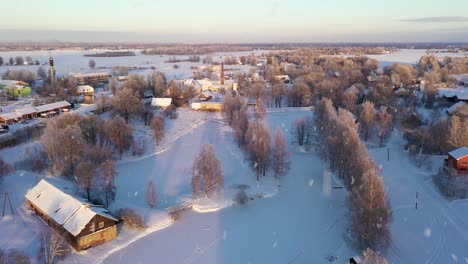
[447,147,468,174]
[25,179,118,251]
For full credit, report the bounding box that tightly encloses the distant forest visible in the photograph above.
[84,51,136,57]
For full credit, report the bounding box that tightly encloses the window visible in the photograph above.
[89,222,95,233]
[98,221,104,229]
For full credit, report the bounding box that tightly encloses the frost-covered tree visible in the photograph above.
[254,98,267,120]
[191,143,224,198]
[448,115,468,149]
[75,160,97,202]
[88,59,96,69]
[361,248,388,264]
[292,116,314,146]
[271,128,290,178]
[112,87,142,124]
[109,77,118,95]
[360,101,375,142]
[39,229,69,264]
[100,160,117,208]
[349,169,391,252]
[232,106,250,147]
[151,115,165,146]
[377,106,393,147]
[246,121,271,180]
[106,115,133,155]
[58,125,85,176]
[146,180,157,208]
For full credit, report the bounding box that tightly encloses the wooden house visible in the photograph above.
[446,147,468,174]
[25,179,118,251]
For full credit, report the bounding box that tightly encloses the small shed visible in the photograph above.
[25,179,118,251]
[151,98,172,109]
[447,147,468,174]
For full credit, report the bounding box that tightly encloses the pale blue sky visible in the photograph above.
[1,0,468,42]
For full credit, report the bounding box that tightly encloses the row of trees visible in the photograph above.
[224,93,290,181]
[0,56,39,66]
[42,114,130,205]
[315,98,392,253]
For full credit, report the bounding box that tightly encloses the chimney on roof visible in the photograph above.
[221,63,225,85]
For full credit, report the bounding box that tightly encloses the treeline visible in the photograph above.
[315,98,392,253]
[403,108,467,155]
[2,69,36,84]
[0,56,40,66]
[84,51,136,57]
[141,45,252,55]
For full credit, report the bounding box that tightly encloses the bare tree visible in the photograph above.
[151,115,165,146]
[37,66,47,80]
[76,160,97,202]
[254,98,267,120]
[191,143,224,198]
[112,87,142,124]
[245,121,271,180]
[0,56,3,66]
[109,77,118,95]
[146,180,157,208]
[360,101,375,142]
[377,106,393,147]
[361,248,388,264]
[100,160,117,208]
[58,125,85,176]
[448,115,468,149]
[271,128,290,178]
[39,230,69,264]
[88,59,96,69]
[292,117,314,146]
[121,74,148,99]
[106,115,133,156]
[232,106,250,148]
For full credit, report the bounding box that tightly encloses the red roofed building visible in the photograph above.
[447,147,468,174]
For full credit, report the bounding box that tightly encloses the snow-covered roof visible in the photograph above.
[0,112,22,121]
[35,101,71,113]
[447,102,467,115]
[438,87,468,100]
[72,72,110,78]
[14,106,37,116]
[449,147,468,160]
[344,85,359,95]
[77,85,94,93]
[151,98,172,107]
[25,179,118,236]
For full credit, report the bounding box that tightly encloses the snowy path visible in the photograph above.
[369,131,468,264]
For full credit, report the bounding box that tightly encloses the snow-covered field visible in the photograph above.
[2,107,468,263]
[0,49,269,79]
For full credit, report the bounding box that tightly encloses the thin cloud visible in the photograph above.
[402,16,468,23]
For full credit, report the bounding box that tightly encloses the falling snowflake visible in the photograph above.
[308,179,314,187]
[424,228,431,238]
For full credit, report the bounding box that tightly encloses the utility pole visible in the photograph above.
[2,192,14,217]
[415,191,419,210]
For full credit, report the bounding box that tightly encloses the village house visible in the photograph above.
[25,179,118,251]
[0,101,71,125]
[446,147,468,175]
[0,80,32,98]
[151,98,172,109]
[72,72,111,85]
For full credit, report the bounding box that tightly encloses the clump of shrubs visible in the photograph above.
[234,189,249,205]
[116,208,145,230]
[169,207,183,222]
[163,105,178,119]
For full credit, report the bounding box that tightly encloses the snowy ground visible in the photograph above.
[2,107,468,263]
[0,49,269,79]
